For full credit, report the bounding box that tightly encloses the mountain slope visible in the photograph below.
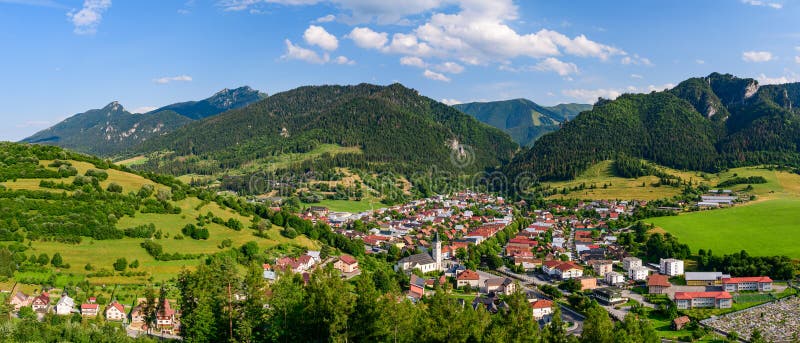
[454,99,590,146]
[150,86,267,120]
[505,73,800,181]
[136,83,519,175]
[21,86,266,157]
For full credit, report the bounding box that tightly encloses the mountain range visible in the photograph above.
[454,99,591,146]
[505,73,800,181]
[21,86,266,156]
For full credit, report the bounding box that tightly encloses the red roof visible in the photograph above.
[457,269,480,281]
[81,303,99,310]
[647,274,672,287]
[674,291,732,300]
[339,255,357,265]
[543,260,562,268]
[722,276,773,284]
[555,262,582,272]
[108,301,125,313]
[530,299,553,309]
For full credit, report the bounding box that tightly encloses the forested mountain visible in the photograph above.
[150,86,267,120]
[135,83,518,175]
[454,99,590,146]
[505,73,800,181]
[21,86,266,157]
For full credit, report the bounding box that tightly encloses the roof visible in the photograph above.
[531,299,553,309]
[107,301,125,313]
[684,272,724,281]
[647,274,672,287]
[674,291,732,300]
[457,269,480,281]
[673,316,690,326]
[159,299,175,317]
[543,260,562,268]
[722,276,773,284]
[398,252,436,266]
[57,295,74,308]
[555,262,582,272]
[339,255,357,265]
[81,303,99,310]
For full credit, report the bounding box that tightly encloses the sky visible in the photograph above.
[1,0,800,141]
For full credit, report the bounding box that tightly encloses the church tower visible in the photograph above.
[432,231,442,270]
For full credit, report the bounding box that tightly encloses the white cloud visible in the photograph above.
[796,56,800,64]
[620,54,653,66]
[695,59,705,64]
[742,51,773,62]
[303,25,338,51]
[384,33,433,56]
[314,14,335,23]
[434,61,464,74]
[741,0,782,9]
[562,88,622,103]
[346,27,388,49]
[441,98,462,105]
[756,72,799,85]
[630,74,643,79]
[423,69,450,82]
[219,0,445,24]
[400,56,427,68]
[66,0,111,35]
[282,39,329,63]
[533,57,578,76]
[153,75,193,84]
[647,83,675,92]
[131,106,157,114]
[334,55,355,65]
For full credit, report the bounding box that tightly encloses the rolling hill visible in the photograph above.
[134,83,519,176]
[505,73,800,181]
[21,86,266,157]
[453,99,590,146]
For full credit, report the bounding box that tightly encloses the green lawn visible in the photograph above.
[648,199,800,258]
[304,198,381,213]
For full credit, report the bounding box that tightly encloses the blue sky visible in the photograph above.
[1,0,799,141]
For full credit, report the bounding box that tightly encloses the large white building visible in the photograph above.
[605,271,625,285]
[722,276,773,292]
[659,258,684,276]
[628,266,649,281]
[55,295,74,316]
[622,257,642,271]
[395,232,443,273]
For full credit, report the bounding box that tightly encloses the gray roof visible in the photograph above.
[684,272,727,281]
[398,253,435,266]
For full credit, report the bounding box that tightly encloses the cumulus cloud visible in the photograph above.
[334,55,355,65]
[621,54,652,66]
[66,0,111,34]
[742,51,773,62]
[131,106,157,114]
[534,57,578,76]
[796,56,800,64]
[314,14,335,22]
[303,25,338,51]
[434,61,464,74]
[441,98,462,105]
[695,59,705,64]
[423,69,450,82]
[562,88,622,103]
[153,75,193,84]
[757,72,799,85]
[741,0,782,9]
[282,39,329,63]
[647,83,675,92]
[400,56,427,68]
[346,27,388,49]
[630,74,643,79]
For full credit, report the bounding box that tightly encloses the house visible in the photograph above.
[673,292,733,309]
[130,303,145,324]
[10,291,30,311]
[106,301,126,321]
[590,260,613,277]
[628,266,649,281]
[55,295,75,315]
[685,272,728,286]
[156,299,178,334]
[579,277,598,290]
[408,274,426,301]
[541,260,563,276]
[659,258,684,276]
[333,255,359,274]
[530,299,554,320]
[485,278,516,295]
[593,287,626,305]
[722,276,773,292]
[622,257,642,271]
[395,253,439,273]
[605,271,625,285]
[647,274,671,294]
[456,269,481,289]
[672,316,690,330]
[262,264,277,281]
[31,293,50,313]
[554,262,584,280]
[80,303,99,317]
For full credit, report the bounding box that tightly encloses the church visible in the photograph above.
[395,232,443,273]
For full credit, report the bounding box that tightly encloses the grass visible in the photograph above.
[648,198,800,258]
[2,160,168,194]
[115,155,148,167]
[238,144,363,174]
[303,198,381,213]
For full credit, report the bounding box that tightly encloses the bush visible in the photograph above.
[85,169,109,181]
[113,258,127,271]
[106,182,123,193]
[281,227,298,239]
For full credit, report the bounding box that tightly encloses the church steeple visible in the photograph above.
[432,231,442,270]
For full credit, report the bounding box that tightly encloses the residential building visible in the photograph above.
[579,277,597,290]
[408,274,426,301]
[80,303,99,317]
[605,271,625,285]
[530,299,554,320]
[594,287,626,305]
[106,301,126,321]
[673,316,690,330]
[554,262,584,280]
[673,292,732,309]
[685,272,728,286]
[456,270,481,289]
[157,299,178,334]
[628,266,649,281]
[722,276,773,292]
[395,253,439,273]
[10,291,30,311]
[55,295,75,315]
[262,264,277,281]
[485,278,516,295]
[333,255,359,274]
[590,260,613,277]
[31,293,50,313]
[659,258,684,276]
[622,257,642,271]
[130,304,145,324]
[647,274,671,294]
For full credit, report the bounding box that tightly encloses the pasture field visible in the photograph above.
[648,199,800,258]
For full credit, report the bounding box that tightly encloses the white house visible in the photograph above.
[605,271,625,285]
[628,266,649,281]
[622,257,642,271]
[55,295,75,315]
[530,299,554,320]
[659,258,684,276]
[105,301,126,321]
